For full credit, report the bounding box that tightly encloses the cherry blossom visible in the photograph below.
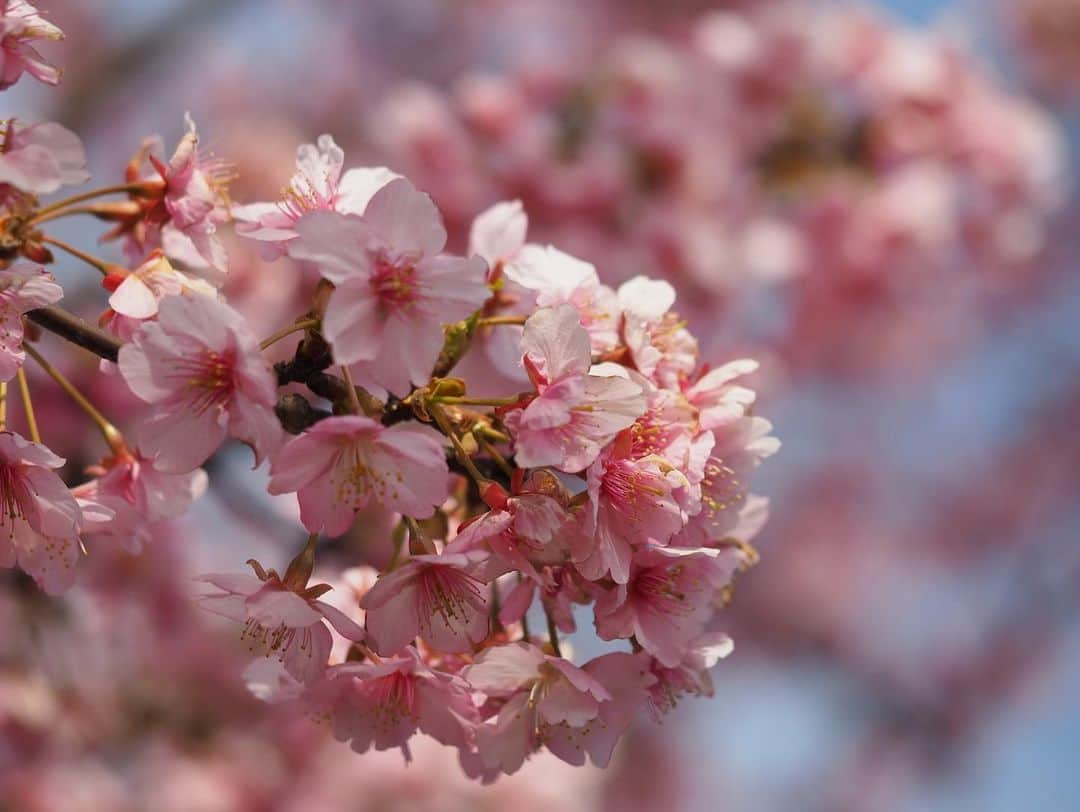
[234,133,399,259]
[0,430,104,594]
[0,119,87,196]
[118,291,283,473]
[594,545,740,667]
[312,648,476,759]
[101,251,217,341]
[503,304,645,472]
[0,262,61,381]
[360,550,491,655]
[288,177,489,396]
[268,415,449,537]
[0,0,62,90]
[200,546,365,685]
[573,430,689,584]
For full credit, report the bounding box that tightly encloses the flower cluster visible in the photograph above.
[0,5,775,782]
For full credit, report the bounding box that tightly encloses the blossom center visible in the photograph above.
[417,565,484,635]
[0,464,26,531]
[370,255,420,311]
[173,347,236,415]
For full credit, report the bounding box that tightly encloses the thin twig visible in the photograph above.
[545,607,562,658]
[16,368,39,443]
[40,236,121,276]
[429,403,487,485]
[24,343,126,454]
[474,429,514,478]
[30,183,149,222]
[339,365,362,415]
[259,318,320,351]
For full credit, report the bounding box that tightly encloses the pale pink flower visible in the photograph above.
[618,276,699,389]
[70,481,150,555]
[462,200,534,390]
[543,651,656,769]
[497,565,584,635]
[0,1,62,90]
[466,643,612,727]
[645,632,734,718]
[594,545,739,667]
[359,550,491,655]
[461,643,613,776]
[0,262,61,381]
[675,415,778,546]
[91,449,208,523]
[267,415,449,537]
[683,359,760,432]
[504,304,645,473]
[289,177,489,396]
[104,252,216,324]
[234,134,399,260]
[0,119,86,195]
[572,431,688,584]
[469,199,528,279]
[118,292,283,473]
[199,559,365,685]
[506,246,619,353]
[0,431,99,594]
[313,648,476,758]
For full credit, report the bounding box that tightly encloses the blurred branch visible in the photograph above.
[27,306,122,363]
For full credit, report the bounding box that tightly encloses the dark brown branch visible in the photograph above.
[27,306,123,363]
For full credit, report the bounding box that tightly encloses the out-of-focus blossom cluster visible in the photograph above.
[0,2,775,788]
[1003,0,1080,101]
[368,1,1065,374]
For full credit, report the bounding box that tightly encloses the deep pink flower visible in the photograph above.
[0,119,87,196]
[572,430,688,584]
[289,177,489,396]
[312,648,476,759]
[594,545,739,667]
[360,551,491,655]
[267,415,449,537]
[0,431,104,594]
[234,134,399,260]
[154,116,232,273]
[449,475,570,584]
[0,1,62,90]
[503,304,645,473]
[119,116,232,273]
[199,558,365,685]
[118,292,283,473]
[0,262,62,381]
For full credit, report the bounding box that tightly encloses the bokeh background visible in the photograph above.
[2,1,1079,810]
